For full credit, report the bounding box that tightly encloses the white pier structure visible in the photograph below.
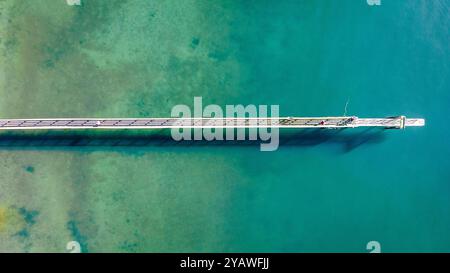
[0,116,425,130]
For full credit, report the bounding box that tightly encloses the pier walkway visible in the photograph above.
[0,116,425,130]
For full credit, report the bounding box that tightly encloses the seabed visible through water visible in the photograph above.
[0,0,448,252]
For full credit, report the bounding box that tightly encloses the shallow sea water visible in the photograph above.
[0,0,449,252]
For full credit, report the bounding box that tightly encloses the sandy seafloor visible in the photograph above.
[0,0,449,252]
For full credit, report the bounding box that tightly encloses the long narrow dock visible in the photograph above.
[0,116,425,130]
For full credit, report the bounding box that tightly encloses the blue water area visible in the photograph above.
[0,0,448,252]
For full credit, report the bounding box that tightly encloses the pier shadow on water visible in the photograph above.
[0,128,387,153]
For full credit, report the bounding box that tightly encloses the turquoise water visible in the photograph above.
[0,0,449,252]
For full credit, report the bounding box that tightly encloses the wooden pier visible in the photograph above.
[0,116,425,130]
